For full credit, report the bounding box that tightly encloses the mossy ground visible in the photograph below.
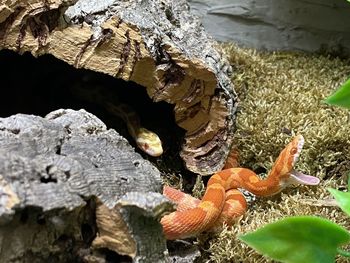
[196,44,350,262]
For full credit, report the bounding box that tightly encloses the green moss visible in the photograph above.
[200,44,350,262]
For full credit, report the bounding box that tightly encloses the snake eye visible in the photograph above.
[143,143,149,150]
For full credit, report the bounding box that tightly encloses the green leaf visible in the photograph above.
[324,78,350,109]
[239,216,350,263]
[328,188,350,217]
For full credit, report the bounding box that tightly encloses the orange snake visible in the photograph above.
[160,135,320,240]
[70,85,320,240]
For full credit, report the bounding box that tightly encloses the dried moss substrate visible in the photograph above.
[198,44,350,262]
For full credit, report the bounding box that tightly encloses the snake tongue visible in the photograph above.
[288,170,320,185]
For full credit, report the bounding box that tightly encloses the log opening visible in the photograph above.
[0,50,186,168]
[0,0,237,175]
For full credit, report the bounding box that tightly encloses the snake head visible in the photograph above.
[275,135,320,189]
[136,128,163,157]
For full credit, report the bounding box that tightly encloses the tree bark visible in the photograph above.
[0,109,178,262]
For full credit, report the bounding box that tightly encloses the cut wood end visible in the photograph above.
[0,176,20,212]
[93,200,136,257]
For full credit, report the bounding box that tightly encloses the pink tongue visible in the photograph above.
[290,170,320,185]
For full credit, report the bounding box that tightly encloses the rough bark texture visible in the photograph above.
[0,0,237,175]
[0,109,177,262]
[189,0,350,57]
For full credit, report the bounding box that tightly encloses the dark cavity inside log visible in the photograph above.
[0,50,186,170]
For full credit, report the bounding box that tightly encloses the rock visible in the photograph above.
[189,0,350,56]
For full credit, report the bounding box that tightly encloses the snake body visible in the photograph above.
[70,83,319,240]
[161,135,320,240]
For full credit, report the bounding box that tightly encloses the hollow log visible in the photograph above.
[0,0,237,175]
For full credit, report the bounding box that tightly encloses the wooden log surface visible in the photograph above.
[0,109,179,262]
[0,0,237,175]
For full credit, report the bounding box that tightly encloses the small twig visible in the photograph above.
[299,198,338,207]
